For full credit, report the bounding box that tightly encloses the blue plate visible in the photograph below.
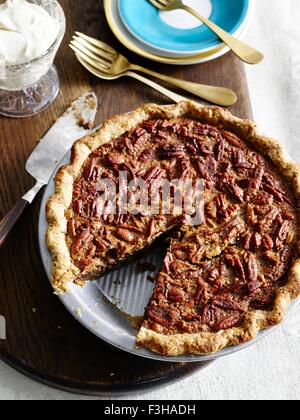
[118,0,250,55]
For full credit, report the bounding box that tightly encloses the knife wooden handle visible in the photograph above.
[0,199,28,247]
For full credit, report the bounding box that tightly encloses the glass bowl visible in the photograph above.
[0,0,66,118]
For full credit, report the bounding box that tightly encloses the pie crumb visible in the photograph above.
[75,308,82,318]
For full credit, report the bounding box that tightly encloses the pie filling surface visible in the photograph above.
[47,103,300,356]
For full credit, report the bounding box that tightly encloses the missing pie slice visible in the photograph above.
[46,101,300,356]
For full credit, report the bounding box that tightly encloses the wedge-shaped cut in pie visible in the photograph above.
[47,102,300,356]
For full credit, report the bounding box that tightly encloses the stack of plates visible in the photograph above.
[104,0,252,65]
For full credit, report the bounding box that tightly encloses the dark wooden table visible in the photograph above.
[0,0,252,396]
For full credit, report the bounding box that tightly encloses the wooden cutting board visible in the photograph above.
[0,0,252,396]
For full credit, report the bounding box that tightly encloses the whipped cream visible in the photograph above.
[0,0,59,66]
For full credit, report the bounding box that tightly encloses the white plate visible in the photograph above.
[39,149,299,363]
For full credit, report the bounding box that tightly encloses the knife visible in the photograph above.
[0,92,98,246]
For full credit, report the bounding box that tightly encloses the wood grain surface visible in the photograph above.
[0,0,252,396]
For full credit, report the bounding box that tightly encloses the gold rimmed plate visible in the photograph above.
[104,0,252,65]
[104,0,227,65]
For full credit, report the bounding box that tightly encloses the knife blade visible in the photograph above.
[0,92,98,246]
[24,92,98,201]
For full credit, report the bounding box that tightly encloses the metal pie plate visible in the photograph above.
[39,151,299,363]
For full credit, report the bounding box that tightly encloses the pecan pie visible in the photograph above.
[47,102,300,356]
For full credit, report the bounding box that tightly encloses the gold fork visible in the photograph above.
[148,0,264,65]
[70,32,237,106]
[76,54,191,104]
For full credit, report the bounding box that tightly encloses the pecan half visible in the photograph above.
[194,123,217,137]
[251,232,262,250]
[148,304,181,327]
[224,253,246,282]
[145,166,165,183]
[139,149,155,163]
[244,252,259,293]
[71,230,93,260]
[197,155,217,181]
[242,232,252,250]
[261,234,274,250]
[208,194,237,221]
[211,297,245,312]
[267,185,291,203]
[213,314,242,331]
[251,290,275,310]
[226,221,246,242]
[222,131,245,148]
[194,279,207,302]
[202,304,216,324]
[223,179,244,202]
[159,144,186,160]
[252,193,274,206]
[133,131,150,150]
[67,220,77,237]
[186,143,197,155]
[252,166,264,190]
[197,139,214,155]
[148,219,155,238]
[142,120,157,133]
[124,136,134,154]
[264,176,293,205]
[232,150,252,169]
[157,130,171,140]
[275,220,292,248]
[73,199,83,215]
[167,287,185,303]
[259,208,279,233]
[116,228,136,244]
[222,203,238,220]
[107,153,124,167]
[94,237,109,252]
[262,251,278,265]
[215,139,225,161]
[147,306,169,327]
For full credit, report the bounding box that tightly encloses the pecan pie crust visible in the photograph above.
[46,101,300,356]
